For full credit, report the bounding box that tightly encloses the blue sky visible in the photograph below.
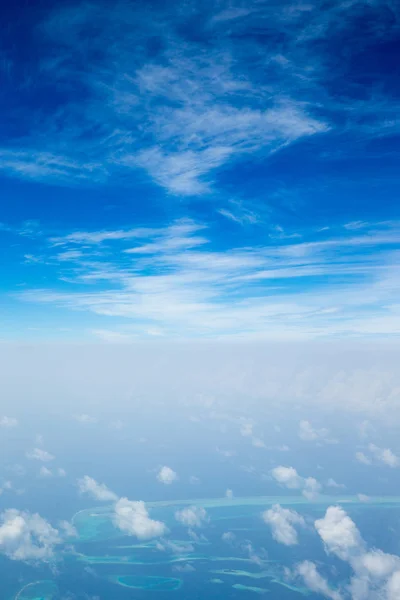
[1,0,400,340]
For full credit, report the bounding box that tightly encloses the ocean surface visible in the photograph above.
[4,495,400,600]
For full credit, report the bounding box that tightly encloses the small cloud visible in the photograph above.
[77,475,118,502]
[369,444,399,468]
[326,478,346,489]
[26,448,55,462]
[73,414,97,424]
[225,488,233,499]
[175,506,208,528]
[114,498,166,539]
[263,504,305,546]
[157,466,178,485]
[189,476,200,485]
[39,467,53,478]
[295,561,342,600]
[57,468,66,477]
[59,520,78,538]
[173,563,196,573]
[357,494,370,503]
[252,437,266,448]
[222,531,236,543]
[298,420,335,443]
[355,451,372,465]
[240,422,253,437]
[0,416,18,428]
[271,466,322,500]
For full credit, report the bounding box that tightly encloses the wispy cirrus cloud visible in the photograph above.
[2,0,398,196]
[15,218,400,339]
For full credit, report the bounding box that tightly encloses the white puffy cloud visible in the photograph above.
[295,561,342,600]
[114,498,166,539]
[0,416,18,427]
[39,467,53,478]
[356,550,400,579]
[175,506,208,527]
[240,422,253,437]
[327,478,345,489]
[77,475,118,502]
[271,466,302,489]
[59,520,78,538]
[355,452,371,465]
[315,506,364,561]
[252,437,266,448]
[313,505,400,600]
[356,445,399,468]
[298,420,330,442]
[26,448,54,462]
[73,414,97,424]
[387,571,400,600]
[225,489,233,499]
[369,444,399,468]
[262,504,305,546]
[157,466,178,485]
[0,509,60,562]
[271,466,322,499]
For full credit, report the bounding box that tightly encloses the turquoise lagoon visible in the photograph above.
[9,495,400,600]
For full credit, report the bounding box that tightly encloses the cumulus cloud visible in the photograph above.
[73,414,97,424]
[225,489,233,499]
[39,467,53,478]
[298,420,330,442]
[315,506,364,561]
[387,571,400,600]
[157,466,178,485]
[59,520,78,538]
[175,506,208,527]
[114,498,166,539]
[0,416,18,427]
[77,476,118,502]
[295,561,342,600]
[355,451,371,465]
[356,445,399,468]
[26,448,55,462]
[369,444,399,468]
[262,504,305,546]
[271,466,322,500]
[326,478,345,489]
[0,509,61,562]
[240,422,253,437]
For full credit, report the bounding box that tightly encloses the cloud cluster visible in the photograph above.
[0,509,61,562]
[298,420,334,443]
[356,444,399,468]
[26,448,55,462]
[77,475,167,541]
[271,466,322,500]
[262,504,305,546]
[175,506,208,528]
[0,416,18,427]
[295,505,400,600]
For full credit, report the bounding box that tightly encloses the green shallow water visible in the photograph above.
[109,575,182,591]
[72,495,400,542]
